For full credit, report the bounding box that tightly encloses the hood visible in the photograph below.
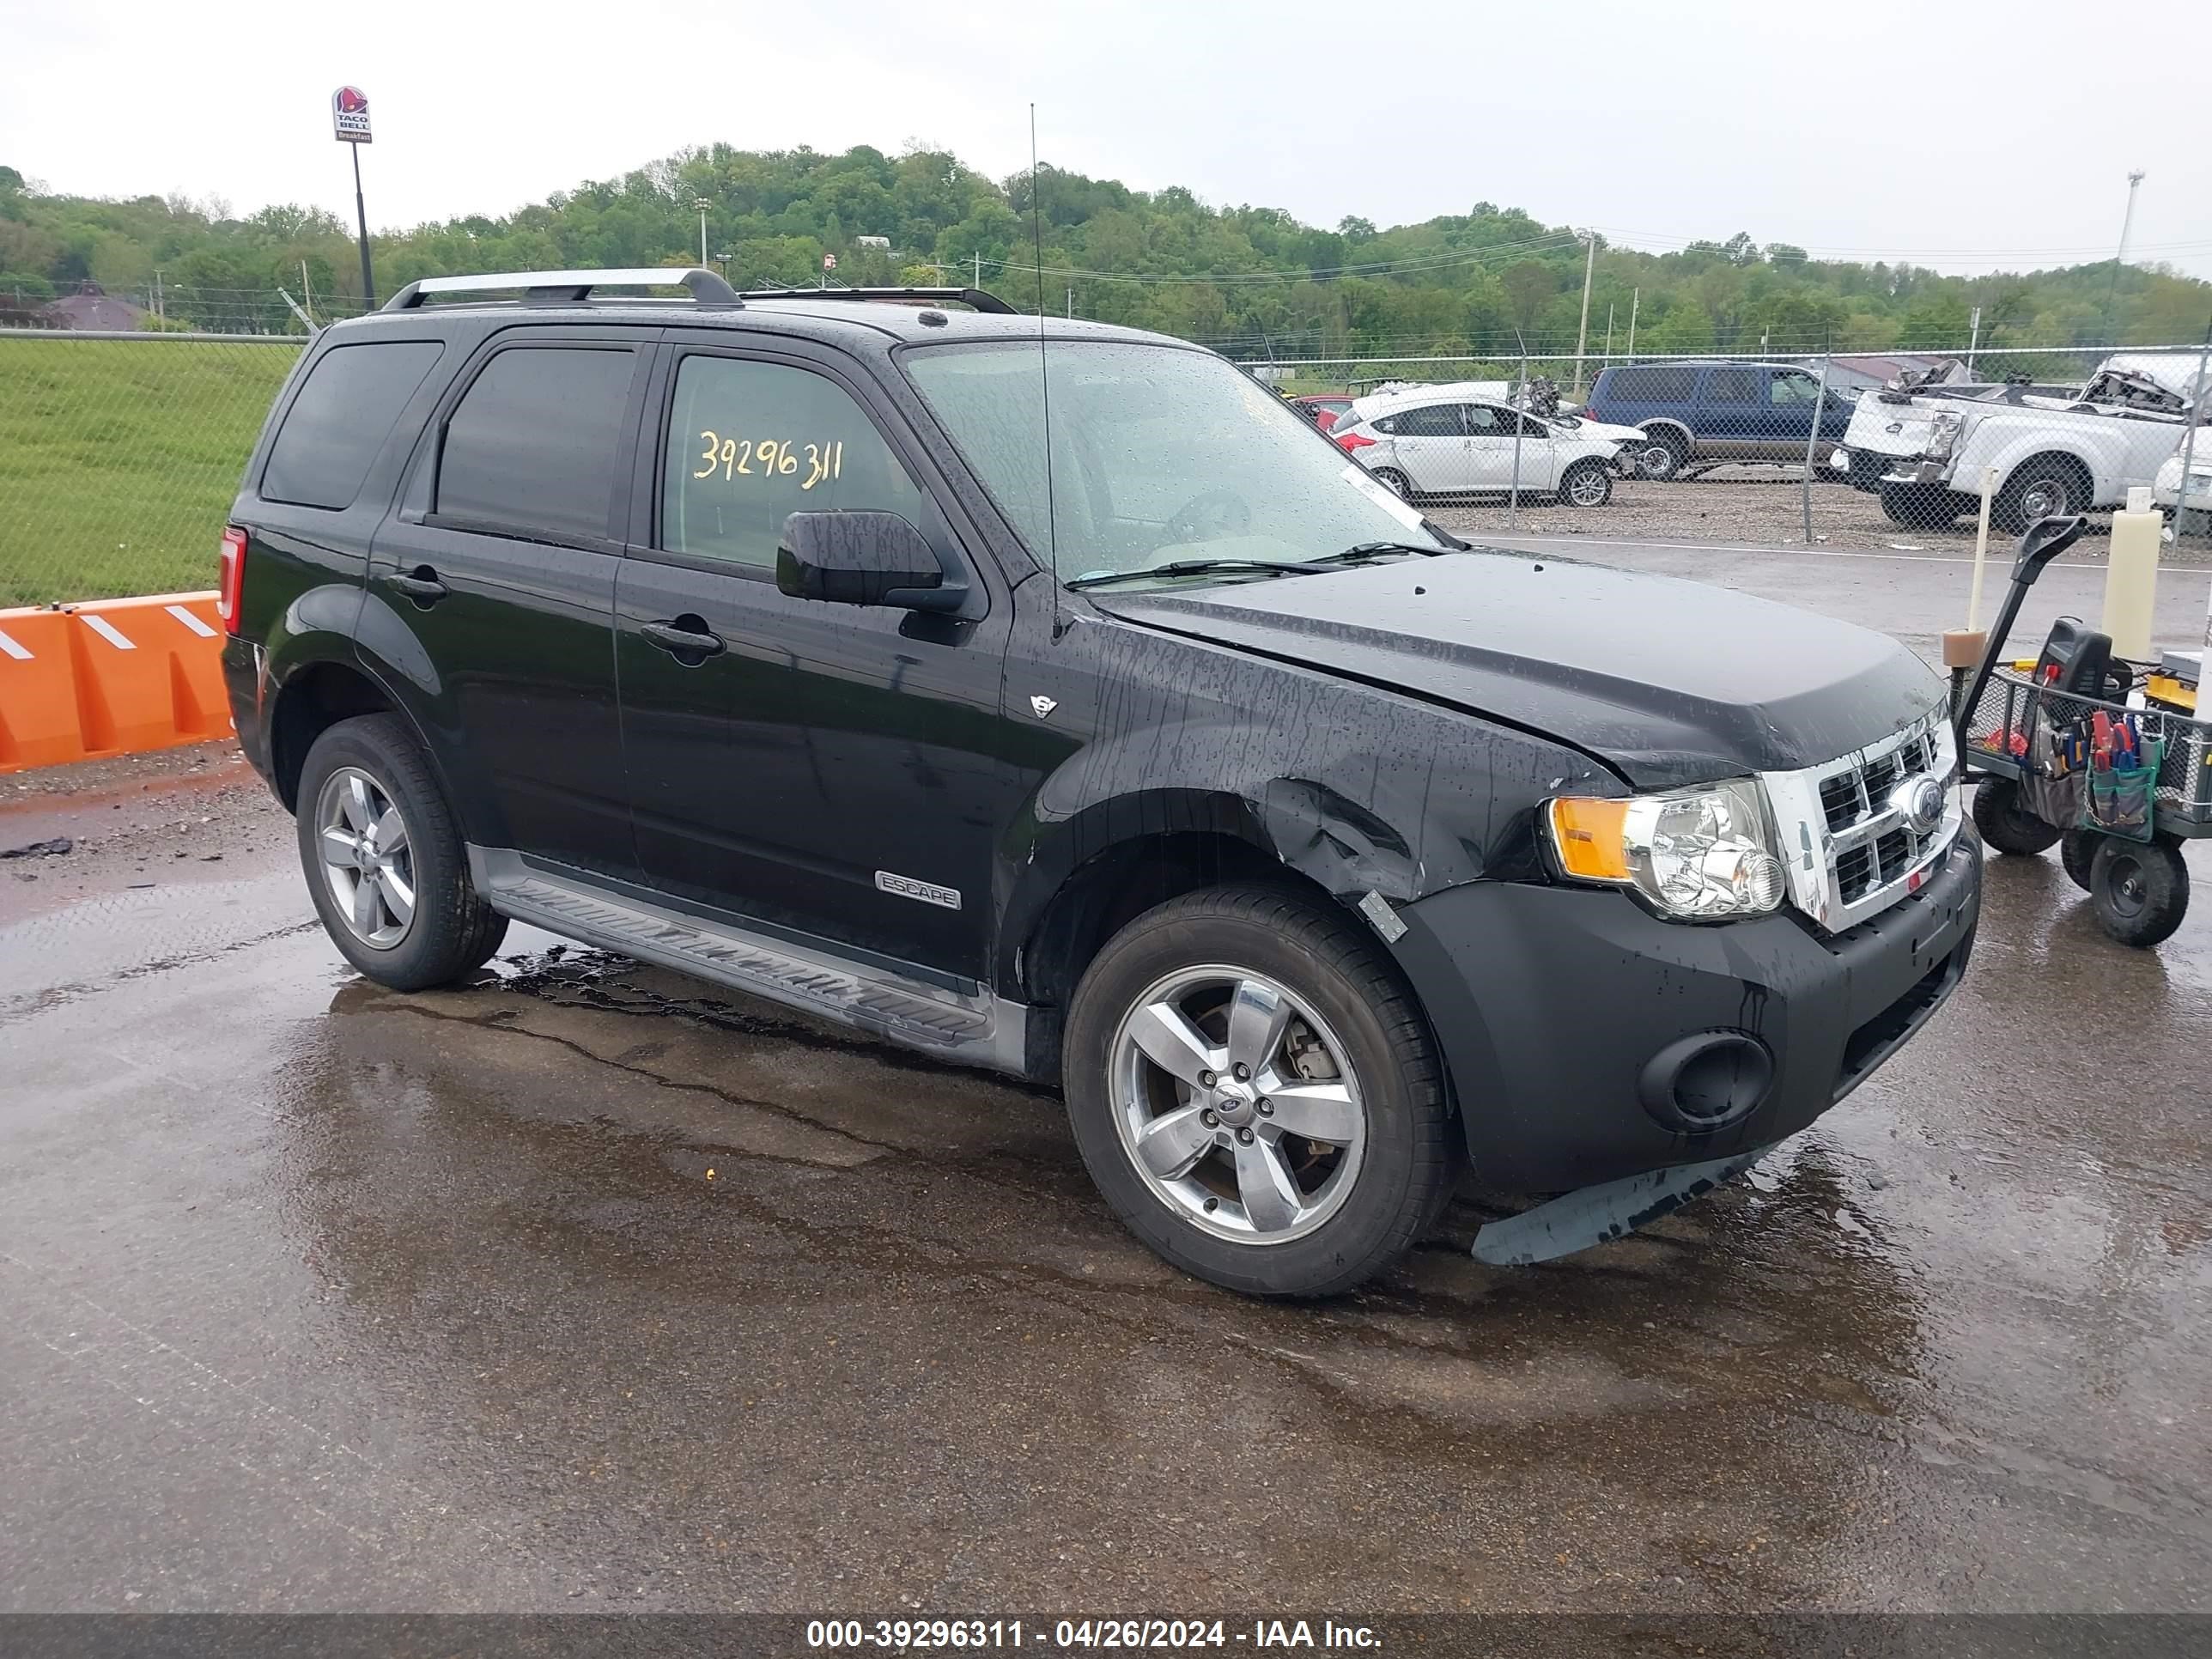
[1565,416,1647,445]
[1097,550,1943,789]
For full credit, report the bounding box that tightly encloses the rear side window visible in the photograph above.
[1605,366,1697,403]
[436,346,636,541]
[1707,368,1761,404]
[659,355,929,569]
[261,341,444,510]
[1387,404,1464,438]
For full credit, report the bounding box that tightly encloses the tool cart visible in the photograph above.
[1958,515,2209,947]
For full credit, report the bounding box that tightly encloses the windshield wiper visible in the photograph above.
[1066,559,1308,590]
[1300,540,1450,568]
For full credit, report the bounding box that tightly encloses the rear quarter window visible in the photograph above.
[1606,366,1696,403]
[260,340,445,510]
[434,346,638,541]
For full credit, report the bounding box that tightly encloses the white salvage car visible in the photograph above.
[1332,392,1633,506]
[1838,352,2212,532]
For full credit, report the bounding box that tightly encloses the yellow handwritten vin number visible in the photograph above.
[692,432,844,490]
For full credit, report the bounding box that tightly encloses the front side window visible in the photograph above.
[263,340,444,510]
[1771,372,1821,405]
[660,356,928,568]
[436,346,635,540]
[903,340,1446,588]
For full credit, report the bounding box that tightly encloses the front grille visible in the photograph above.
[1762,710,1960,933]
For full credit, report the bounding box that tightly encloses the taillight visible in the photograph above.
[1336,430,1375,452]
[216,526,246,634]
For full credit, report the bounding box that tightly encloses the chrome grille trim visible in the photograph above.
[1760,709,1960,933]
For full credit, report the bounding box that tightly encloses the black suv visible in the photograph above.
[220,268,1978,1297]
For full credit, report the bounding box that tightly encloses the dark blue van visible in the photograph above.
[1583,362,1856,480]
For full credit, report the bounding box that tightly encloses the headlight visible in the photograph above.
[1545,780,1787,921]
[1927,410,1963,459]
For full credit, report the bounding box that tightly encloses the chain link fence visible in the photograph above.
[1258,340,2212,561]
[0,330,302,606]
[3,324,2210,611]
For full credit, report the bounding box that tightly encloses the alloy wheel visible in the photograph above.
[1108,965,1367,1245]
[315,766,417,949]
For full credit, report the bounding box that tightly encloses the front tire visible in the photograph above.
[1062,885,1456,1297]
[1559,459,1613,507]
[1972,775,2063,855]
[295,713,507,991]
[2089,836,2189,948]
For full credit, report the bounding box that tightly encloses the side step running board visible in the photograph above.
[470,848,1028,1075]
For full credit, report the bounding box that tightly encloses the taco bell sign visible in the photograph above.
[331,86,372,144]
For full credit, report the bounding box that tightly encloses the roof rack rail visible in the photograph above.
[380,267,742,312]
[738,285,1018,316]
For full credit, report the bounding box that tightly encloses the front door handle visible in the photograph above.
[641,619,726,659]
[387,568,447,604]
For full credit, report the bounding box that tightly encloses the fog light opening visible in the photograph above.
[1638,1031,1775,1133]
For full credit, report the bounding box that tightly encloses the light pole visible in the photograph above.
[694,197,712,268]
[2105,170,2145,339]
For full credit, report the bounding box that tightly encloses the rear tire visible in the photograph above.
[2089,836,2189,948]
[2060,829,2099,892]
[1972,775,2063,855]
[1061,885,1457,1298]
[1881,482,1969,529]
[1370,466,1414,501]
[295,713,507,991]
[1995,456,2092,536]
[1637,431,1688,482]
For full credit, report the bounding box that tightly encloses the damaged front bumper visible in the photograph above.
[1386,834,1979,1254]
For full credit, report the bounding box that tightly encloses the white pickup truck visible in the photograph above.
[1836,353,2210,532]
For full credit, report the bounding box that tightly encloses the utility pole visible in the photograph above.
[1572,231,1596,394]
[974,251,982,289]
[1602,301,1614,370]
[1966,305,1983,374]
[1626,287,1639,358]
[2106,169,2146,339]
[1066,284,1073,318]
[694,198,712,267]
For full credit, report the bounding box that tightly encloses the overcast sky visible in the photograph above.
[7,0,2209,280]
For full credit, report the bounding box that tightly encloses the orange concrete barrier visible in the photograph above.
[0,591,230,775]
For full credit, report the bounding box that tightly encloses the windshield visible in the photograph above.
[902,339,1443,588]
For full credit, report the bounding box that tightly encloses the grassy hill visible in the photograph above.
[0,336,297,605]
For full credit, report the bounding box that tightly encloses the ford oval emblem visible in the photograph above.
[1892,775,1947,836]
[1885,421,1905,434]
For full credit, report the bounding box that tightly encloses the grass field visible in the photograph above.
[0,336,301,606]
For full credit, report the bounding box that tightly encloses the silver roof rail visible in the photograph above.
[380,267,742,312]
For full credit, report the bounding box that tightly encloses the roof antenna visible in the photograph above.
[1031,102,1061,589]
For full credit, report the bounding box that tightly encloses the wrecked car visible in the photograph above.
[1838,350,2212,532]
[218,268,1978,1297]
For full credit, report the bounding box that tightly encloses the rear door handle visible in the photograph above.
[641,620,726,658]
[386,568,447,603]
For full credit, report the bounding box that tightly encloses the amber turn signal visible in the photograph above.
[1546,797,1632,882]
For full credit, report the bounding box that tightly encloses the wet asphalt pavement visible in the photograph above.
[3,541,2209,1615]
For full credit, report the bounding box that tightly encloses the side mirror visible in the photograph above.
[776,510,961,611]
